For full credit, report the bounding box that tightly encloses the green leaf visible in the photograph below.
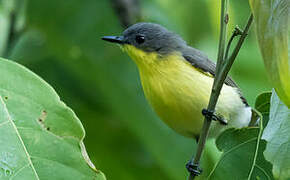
[262,90,290,180]
[208,127,273,180]
[0,57,105,180]
[208,93,273,180]
[249,0,290,108]
[254,92,272,127]
[255,92,272,113]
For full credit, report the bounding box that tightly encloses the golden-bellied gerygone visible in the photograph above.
[102,22,252,141]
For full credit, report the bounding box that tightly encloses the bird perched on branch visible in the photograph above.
[102,22,252,141]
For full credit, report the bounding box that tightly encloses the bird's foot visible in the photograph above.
[186,161,202,176]
[202,109,228,125]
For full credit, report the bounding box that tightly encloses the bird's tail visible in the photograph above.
[248,108,260,127]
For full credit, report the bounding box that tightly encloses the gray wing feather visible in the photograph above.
[181,47,249,106]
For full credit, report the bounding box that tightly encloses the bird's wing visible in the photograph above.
[181,47,249,106]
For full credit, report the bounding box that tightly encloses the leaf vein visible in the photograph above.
[30,155,94,178]
[0,96,40,180]
[223,137,257,157]
[9,163,30,180]
[0,120,9,128]
[208,137,257,178]
[254,164,272,180]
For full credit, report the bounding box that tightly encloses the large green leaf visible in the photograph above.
[262,90,290,180]
[208,128,273,180]
[208,92,273,180]
[249,0,290,108]
[0,57,105,180]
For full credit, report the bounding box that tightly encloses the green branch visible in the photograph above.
[224,26,243,61]
[215,0,229,75]
[187,2,254,179]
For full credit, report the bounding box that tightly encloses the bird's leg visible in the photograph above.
[202,109,228,125]
[186,161,202,176]
[186,110,227,176]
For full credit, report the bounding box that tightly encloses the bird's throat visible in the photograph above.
[122,45,163,67]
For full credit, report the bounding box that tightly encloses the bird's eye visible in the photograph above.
[135,35,145,44]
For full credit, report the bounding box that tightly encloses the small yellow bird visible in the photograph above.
[102,22,251,141]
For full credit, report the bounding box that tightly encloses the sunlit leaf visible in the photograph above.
[262,90,290,180]
[0,57,105,180]
[249,0,290,107]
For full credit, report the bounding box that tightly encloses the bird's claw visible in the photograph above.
[202,109,228,125]
[186,161,202,176]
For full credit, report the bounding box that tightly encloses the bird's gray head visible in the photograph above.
[102,22,187,55]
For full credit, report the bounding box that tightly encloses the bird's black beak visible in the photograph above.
[102,36,125,44]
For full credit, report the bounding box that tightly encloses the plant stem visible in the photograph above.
[223,14,253,72]
[188,0,228,179]
[224,26,243,61]
[215,0,229,75]
[187,11,254,180]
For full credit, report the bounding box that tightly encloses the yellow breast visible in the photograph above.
[123,45,246,138]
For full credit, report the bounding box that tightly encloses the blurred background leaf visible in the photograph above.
[1,0,271,179]
[262,90,290,180]
[249,0,290,108]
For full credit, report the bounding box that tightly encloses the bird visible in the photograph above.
[102,22,252,141]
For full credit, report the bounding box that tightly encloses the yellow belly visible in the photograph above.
[138,55,244,138]
[123,45,247,138]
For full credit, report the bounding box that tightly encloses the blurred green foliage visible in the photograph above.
[250,0,290,108]
[1,0,270,179]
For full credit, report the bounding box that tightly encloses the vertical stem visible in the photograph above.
[215,0,228,75]
[188,1,228,180]
[187,13,253,180]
